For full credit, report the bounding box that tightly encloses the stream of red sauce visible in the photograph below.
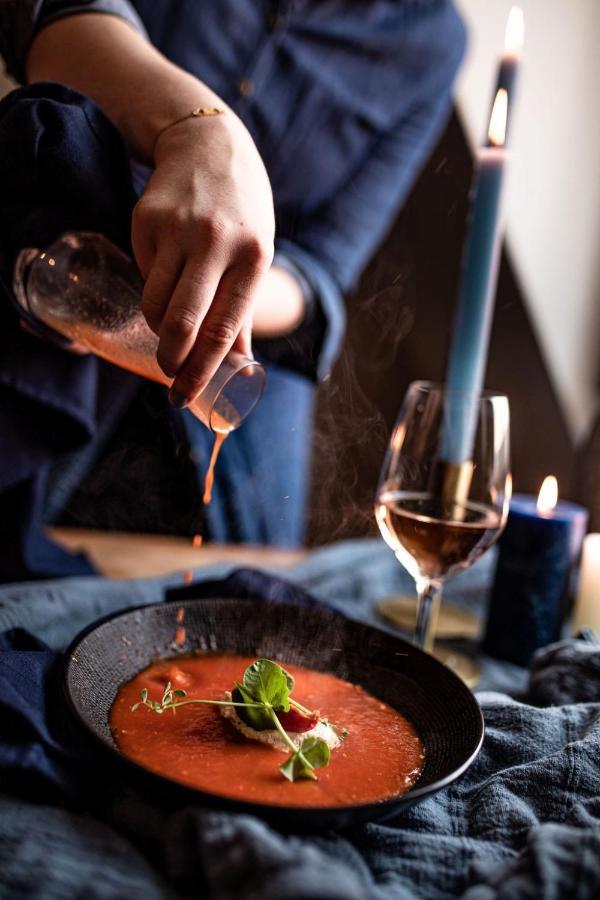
[110,654,424,808]
[202,430,227,504]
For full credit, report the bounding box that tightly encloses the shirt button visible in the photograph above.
[238,79,255,98]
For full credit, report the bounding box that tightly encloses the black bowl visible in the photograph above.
[64,598,483,830]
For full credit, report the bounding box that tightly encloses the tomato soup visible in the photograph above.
[110,654,424,808]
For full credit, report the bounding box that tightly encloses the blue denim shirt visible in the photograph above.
[0,0,465,568]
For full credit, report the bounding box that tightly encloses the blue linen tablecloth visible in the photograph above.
[0,539,599,899]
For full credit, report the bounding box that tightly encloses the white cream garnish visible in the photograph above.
[220,691,344,752]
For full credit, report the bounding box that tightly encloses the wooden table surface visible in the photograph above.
[48,527,308,580]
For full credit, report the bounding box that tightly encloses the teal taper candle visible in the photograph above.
[442,90,508,465]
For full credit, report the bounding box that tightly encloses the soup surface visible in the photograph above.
[111,654,424,808]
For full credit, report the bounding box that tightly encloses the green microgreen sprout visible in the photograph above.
[130,658,333,782]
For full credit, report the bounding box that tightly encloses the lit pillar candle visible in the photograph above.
[441,89,509,465]
[483,477,588,665]
[572,534,600,635]
[488,5,524,145]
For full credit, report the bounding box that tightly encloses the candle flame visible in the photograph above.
[488,89,508,147]
[505,6,525,56]
[537,475,558,514]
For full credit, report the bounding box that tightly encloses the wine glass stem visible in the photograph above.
[414,579,442,653]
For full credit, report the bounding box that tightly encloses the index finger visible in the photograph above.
[169,262,263,407]
[155,258,223,379]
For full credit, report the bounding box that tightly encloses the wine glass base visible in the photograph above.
[431,646,481,687]
[377,596,480,639]
[377,596,481,687]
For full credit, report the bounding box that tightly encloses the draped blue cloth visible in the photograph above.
[0,83,139,580]
[0,542,599,898]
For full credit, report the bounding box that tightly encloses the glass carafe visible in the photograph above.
[13,232,265,433]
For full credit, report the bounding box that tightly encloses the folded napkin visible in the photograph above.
[1,566,599,899]
[0,82,140,581]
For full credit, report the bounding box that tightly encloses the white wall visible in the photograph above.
[455,0,600,441]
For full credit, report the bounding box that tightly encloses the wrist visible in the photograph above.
[152,103,234,162]
[153,106,225,151]
[116,59,231,164]
[152,104,236,166]
[252,267,306,339]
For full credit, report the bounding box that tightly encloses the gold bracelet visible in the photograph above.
[153,106,226,154]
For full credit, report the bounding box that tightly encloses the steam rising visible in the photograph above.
[309,279,415,544]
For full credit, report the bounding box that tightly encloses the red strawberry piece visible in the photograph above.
[276,707,319,733]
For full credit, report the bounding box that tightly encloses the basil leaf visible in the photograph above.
[242,659,291,711]
[232,685,273,731]
[280,737,331,782]
[300,737,330,768]
[280,754,317,782]
[281,665,295,694]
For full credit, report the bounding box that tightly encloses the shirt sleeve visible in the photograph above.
[270,1,466,380]
[0,0,147,83]
[253,239,344,383]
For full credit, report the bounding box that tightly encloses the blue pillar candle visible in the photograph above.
[483,479,588,665]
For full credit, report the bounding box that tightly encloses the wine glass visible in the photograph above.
[375,381,510,670]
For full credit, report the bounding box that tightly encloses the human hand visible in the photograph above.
[131,112,275,407]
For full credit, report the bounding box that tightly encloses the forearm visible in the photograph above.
[26,12,228,164]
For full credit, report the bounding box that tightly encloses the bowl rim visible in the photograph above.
[63,597,485,817]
